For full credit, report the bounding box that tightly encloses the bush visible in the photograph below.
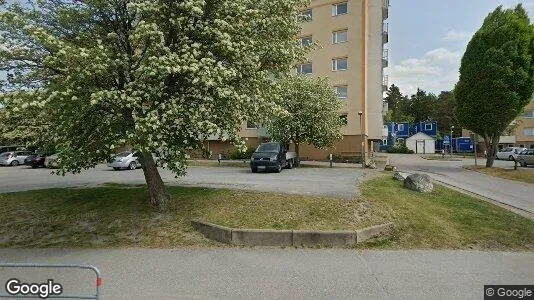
[386,144,415,154]
[228,147,255,160]
[328,154,363,164]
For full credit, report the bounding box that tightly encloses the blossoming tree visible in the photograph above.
[0,0,307,210]
[267,75,343,164]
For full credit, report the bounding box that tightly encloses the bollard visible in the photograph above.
[218,153,222,166]
[329,154,333,168]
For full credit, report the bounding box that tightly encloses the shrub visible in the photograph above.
[228,147,255,160]
[386,144,414,154]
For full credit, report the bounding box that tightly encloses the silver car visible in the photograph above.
[108,151,142,170]
[516,149,534,167]
[0,151,34,166]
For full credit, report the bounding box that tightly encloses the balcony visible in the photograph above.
[382,74,389,92]
[382,22,389,44]
[383,0,389,20]
[382,49,389,68]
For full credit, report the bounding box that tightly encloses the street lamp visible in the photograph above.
[358,111,364,169]
[450,126,455,155]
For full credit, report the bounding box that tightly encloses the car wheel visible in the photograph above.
[509,155,514,161]
[251,167,258,173]
[287,159,293,169]
[275,164,282,173]
[10,160,19,166]
[129,162,137,170]
[521,162,527,167]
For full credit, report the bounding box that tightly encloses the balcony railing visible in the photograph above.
[382,75,389,92]
[383,0,389,20]
[382,49,389,68]
[382,22,389,44]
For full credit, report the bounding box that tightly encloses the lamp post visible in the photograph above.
[450,126,455,155]
[358,111,364,169]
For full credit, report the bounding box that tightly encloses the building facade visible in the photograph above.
[206,0,390,160]
[515,99,534,149]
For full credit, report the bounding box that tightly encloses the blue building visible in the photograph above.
[413,121,438,137]
[384,122,410,147]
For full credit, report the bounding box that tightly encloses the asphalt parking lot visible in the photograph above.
[0,164,365,199]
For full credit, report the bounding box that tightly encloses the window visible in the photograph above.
[398,124,405,131]
[425,123,432,131]
[296,63,312,74]
[524,128,534,136]
[336,86,348,99]
[300,36,313,47]
[339,114,348,126]
[300,9,313,22]
[332,29,348,44]
[332,58,348,71]
[332,2,348,16]
[524,110,534,119]
[247,122,258,129]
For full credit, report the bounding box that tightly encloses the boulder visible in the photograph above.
[384,165,396,171]
[403,174,433,193]
[393,171,406,181]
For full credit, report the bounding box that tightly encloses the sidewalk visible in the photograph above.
[1,248,532,300]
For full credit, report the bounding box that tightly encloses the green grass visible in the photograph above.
[0,186,386,248]
[360,176,534,250]
[1,176,533,250]
[464,166,534,185]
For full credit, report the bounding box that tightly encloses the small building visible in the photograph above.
[406,132,435,154]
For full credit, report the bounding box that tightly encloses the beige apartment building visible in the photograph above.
[207,0,390,160]
[502,99,534,149]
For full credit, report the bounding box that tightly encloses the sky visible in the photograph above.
[387,0,534,96]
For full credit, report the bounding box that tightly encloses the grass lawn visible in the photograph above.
[464,165,534,185]
[361,176,534,250]
[1,176,533,250]
[0,186,386,248]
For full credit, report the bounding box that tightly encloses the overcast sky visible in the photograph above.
[387,0,534,96]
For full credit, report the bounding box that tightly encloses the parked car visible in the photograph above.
[0,151,34,166]
[516,149,534,167]
[250,142,296,173]
[25,153,53,168]
[108,151,142,170]
[44,154,61,169]
[496,147,526,161]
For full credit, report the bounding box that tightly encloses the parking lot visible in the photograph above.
[0,164,365,199]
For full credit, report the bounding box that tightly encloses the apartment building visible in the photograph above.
[461,99,534,151]
[207,0,390,160]
[513,99,534,149]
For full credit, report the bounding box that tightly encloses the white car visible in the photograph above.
[108,151,142,170]
[496,147,526,161]
[0,151,34,166]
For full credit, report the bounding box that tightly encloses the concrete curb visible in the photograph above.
[192,220,394,247]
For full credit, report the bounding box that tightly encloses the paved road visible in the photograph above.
[0,248,532,300]
[389,155,534,217]
[0,164,364,199]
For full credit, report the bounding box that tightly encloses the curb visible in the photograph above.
[192,220,394,247]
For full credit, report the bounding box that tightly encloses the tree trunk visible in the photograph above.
[295,142,300,167]
[140,152,169,211]
[484,137,498,168]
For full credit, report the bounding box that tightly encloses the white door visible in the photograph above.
[416,140,425,154]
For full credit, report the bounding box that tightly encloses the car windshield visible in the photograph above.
[256,143,280,153]
[116,152,131,157]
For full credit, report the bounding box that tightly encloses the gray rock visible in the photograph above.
[403,173,433,193]
[384,165,396,171]
[393,171,406,181]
